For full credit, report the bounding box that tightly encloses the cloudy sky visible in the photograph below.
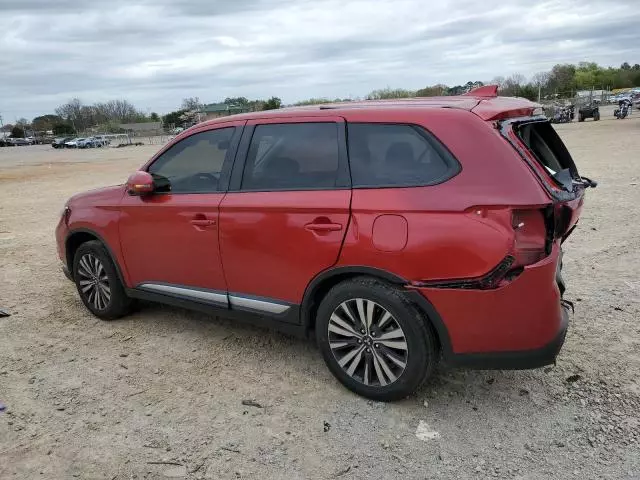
[1,0,638,120]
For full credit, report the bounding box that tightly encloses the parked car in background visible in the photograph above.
[65,138,83,148]
[52,137,74,148]
[8,138,31,146]
[93,135,110,147]
[56,86,594,401]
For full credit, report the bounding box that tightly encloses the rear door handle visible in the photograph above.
[191,219,216,227]
[305,222,342,232]
[191,214,216,228]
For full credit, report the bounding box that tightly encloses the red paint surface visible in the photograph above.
[55,96,586,357]
[372,215,408,252]
[219,190,350,303]
[417,243,563,353]
[119,192,227,290]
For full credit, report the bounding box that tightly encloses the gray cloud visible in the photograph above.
[0,0,638,120]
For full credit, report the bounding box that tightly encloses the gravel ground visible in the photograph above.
[1,111,639,479]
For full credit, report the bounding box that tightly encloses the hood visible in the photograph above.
[68,184,125,206]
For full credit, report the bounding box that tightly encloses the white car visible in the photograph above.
[65,138,83,148]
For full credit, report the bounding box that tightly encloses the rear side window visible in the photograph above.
[347,123,459,188]
[515,121,578,183]
[241,123,340,190]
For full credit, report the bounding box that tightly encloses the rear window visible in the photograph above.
[515,121,579,187]
[347,123,459,188]
[241,123,340,191]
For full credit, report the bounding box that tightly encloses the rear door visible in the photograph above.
[219,116,351,314]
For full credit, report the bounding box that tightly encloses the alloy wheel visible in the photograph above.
[328,298,408,387]
[77,253,111,311]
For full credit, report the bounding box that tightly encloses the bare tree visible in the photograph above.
[181,97,202,111]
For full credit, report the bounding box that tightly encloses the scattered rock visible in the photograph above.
[333,465,351,477]
[119,353,129,358]
[415,420,440,441]
[566,374,582,383]
[519,388,530,396]
[486,378,495,385]
[323,421,331,432]
[613,306,623,312]
[241,399,263,409]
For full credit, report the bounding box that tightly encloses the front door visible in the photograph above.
[219,117,351,313]
[119,122,243,305]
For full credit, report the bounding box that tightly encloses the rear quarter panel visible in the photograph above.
[338,108,551,282]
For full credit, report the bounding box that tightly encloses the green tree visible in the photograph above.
[416,84,449,96]
[32,114,64,132]
[548,64,577,96]
[224,97,250,107]
[366,88,415,100]
[52,123,76,135]
[11,126,25,138]
[163,109,188,127]
[150,112,160,121]
[262,97,282,110]
[518,84,539,101]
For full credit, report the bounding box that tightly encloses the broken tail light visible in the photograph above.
[511,209,548,268]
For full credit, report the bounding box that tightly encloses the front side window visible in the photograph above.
[241,123,340,190]
[148,128,235,193]
[347,123,459,188]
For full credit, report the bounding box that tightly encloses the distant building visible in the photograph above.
[200,103,249,120]
[119,122,163,136]
[576,89,610,98]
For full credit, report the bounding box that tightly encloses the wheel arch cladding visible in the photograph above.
[301,266,449,356]
[65,229,126,286]
[66,231,100,272]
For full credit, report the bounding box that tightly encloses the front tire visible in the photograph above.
[316,277,438,401]
[73,240,132,320]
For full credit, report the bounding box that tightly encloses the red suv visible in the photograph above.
[56,86,594,401]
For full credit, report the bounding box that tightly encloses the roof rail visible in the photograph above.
[463,85,499,98]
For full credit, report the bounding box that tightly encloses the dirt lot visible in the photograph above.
[1,112,639,479]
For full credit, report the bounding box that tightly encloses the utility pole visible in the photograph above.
[538,84,541,102]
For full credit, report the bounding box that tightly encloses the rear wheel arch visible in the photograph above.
[301,267,448,356]
[65,229,126,286]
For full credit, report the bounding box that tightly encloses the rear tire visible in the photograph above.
[593,111,600,121]
[578,114,584,122]
[73,240,132,320]
[315,277,438,401]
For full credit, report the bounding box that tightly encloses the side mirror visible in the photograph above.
[126,171,155,196]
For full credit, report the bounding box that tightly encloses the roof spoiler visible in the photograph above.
[463,85,499,98]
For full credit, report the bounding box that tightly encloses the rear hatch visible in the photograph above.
[499,116,595,243]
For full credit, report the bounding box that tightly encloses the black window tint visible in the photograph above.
[148,128,234,193]
[241,123,340,190]
[347,124,458,187]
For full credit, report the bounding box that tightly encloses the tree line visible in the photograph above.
[7,61,637,138]
[294,62,640,104]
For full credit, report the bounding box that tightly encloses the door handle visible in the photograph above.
[191,219,216,227]
[190,214,216,228]
[305,222,342,232]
